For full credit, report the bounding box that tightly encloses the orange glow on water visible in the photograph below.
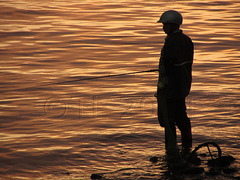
[0,0,239,179]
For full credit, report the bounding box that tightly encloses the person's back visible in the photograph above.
[161,30,194,98]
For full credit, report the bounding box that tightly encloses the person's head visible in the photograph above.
[162,23,179,35]
[157,10,182,35]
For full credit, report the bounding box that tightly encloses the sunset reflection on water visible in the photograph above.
[0,0,239,179]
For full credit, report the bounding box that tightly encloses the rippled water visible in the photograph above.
[0,0,239,179]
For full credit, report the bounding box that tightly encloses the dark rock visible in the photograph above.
[220,155,236,163]
[188,157,201,166]
[182,167,204,175]
[223,167,238,174]
[206,168,221,176]
[150,156,158,163]
[169,161,189,170]
[208,155,235,167]
[90,173,102,179]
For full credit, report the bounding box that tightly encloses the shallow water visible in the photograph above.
[0,0,239,179]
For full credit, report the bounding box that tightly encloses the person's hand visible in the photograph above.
[157,81,165,89]
[157,77,167,89]
[154,92,157,97]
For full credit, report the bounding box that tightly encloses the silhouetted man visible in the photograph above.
[156,10,194,152]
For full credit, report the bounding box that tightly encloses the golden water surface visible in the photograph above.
[0,0,239,179]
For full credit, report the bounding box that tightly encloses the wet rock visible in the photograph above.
[220,155,235,162]
[223,167,238,174]
[182,167,204,175]
[168,161,189,172]
[188,157,201,166]
[206,168,221,176]
[208,155,235,167]
[90,173,102,179]
[149,156,158,163]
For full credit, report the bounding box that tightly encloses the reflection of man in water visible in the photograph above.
[156,10,194,152]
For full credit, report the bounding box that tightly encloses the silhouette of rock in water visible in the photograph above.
[208,155,236,167]
[90,173,102,179]
[149,156,159,163]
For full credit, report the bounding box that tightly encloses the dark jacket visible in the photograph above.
[158,30,194,98]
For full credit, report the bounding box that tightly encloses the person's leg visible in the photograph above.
[164,118,176,150]
[165,98,177,150]
[157,89,177,150]
[175,98,192,149]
